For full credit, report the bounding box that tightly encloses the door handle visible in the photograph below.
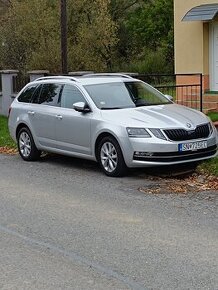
[55,115,63,120]
[28,111,35,115]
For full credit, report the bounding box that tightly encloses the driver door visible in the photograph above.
[54,84,92,155]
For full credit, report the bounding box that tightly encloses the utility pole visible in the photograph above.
[60,0,68,74]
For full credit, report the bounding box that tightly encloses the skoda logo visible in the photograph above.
[186,123,192,128]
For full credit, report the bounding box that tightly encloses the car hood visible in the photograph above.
[100,104,209,129]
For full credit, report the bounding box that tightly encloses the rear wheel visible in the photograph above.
[97,136,127,177]
[17,127,41,161]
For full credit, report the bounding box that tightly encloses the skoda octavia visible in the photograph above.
[8,74,218,176]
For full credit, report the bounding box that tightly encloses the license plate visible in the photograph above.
[178,141,207,152]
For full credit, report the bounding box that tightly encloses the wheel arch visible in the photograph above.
[94,131,128,177]
[94,132,120,161]
[16,123,30,139]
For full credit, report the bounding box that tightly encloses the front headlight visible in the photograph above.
[149,128,167,140]
[126,127,151,138]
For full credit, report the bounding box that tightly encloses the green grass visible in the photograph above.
[0,115,16,148]
[207,112,218,122]
[198,157,218,176]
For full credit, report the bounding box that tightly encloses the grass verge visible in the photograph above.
[197,157,218,176]
[207,112,218,122]
[0,115,16,148]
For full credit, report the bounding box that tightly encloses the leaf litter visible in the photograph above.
[0,146,18,155]
[139,173,218,195]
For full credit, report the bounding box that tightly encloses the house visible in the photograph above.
[174,0,218,111]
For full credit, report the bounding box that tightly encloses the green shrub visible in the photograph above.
[116,49,173,74]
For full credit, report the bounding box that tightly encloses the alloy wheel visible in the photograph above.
[19,131,31,158]
[100,141,118,173]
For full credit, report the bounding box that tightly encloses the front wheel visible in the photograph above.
[17,127,41,161]
[97,136,127,177]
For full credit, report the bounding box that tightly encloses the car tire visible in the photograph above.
[17,127,41,161]
[97,136,127,177]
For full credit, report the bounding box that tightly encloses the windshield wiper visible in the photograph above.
[135,104,148,107]
[101,107,122,110]
[136,102,170,107]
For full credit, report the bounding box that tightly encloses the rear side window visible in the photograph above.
[32,83,62,106]
[38,84,62,106]
[32,85,43,103]
[17,85,37,103]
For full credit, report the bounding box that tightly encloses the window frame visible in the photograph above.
[59,84,91,110]
[17,84,38,103]
[31,83,63,107]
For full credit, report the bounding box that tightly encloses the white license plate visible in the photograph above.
[178,141,207,152]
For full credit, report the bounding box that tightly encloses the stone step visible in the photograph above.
[176,99,218,108]
[176,100,218,113]
[176,100,218,109]
[176,94,218,102]
[176,98,218,104]
[203,108,217,114]
[203,102,218,109]
[203,94,218,102]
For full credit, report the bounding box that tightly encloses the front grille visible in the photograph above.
[163,123,210,141]
[133,145,217,163]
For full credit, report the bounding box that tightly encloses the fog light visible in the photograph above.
[134,152,154,157]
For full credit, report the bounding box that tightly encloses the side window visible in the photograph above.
[32,85,43,104]
[60,85,86,109]
[17,85,37,103]
[37,83,62,106]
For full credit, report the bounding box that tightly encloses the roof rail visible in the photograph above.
[81,73,134,79]
[34,76,79,82]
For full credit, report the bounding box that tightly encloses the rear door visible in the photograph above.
[29,83,63,148]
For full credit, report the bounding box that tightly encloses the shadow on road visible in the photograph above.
[38,153,197,179]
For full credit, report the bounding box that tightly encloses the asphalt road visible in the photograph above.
[0,154,217,290]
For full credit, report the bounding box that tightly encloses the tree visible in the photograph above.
[0,0,174,74]
[109,0,142,21]
[124,0,174,72]
[0,0,118,72]
[0,0,60,72]
[67,0,118,71]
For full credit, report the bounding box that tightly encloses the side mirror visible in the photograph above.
[73,102,91,113]
[165,94,174,102]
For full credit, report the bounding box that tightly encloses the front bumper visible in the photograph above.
[121,134,218,168]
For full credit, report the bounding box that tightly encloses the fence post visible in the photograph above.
[200,73,203,112]
[28,70,49,82]
[0,70,19,116]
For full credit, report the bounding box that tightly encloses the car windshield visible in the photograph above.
[84,81,171,110]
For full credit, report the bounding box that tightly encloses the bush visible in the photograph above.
[116,49,173,74]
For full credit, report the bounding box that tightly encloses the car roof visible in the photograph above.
[77,77,138,86]
[31,74,140,86]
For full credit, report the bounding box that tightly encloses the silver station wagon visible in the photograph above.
[8,74,218,177]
